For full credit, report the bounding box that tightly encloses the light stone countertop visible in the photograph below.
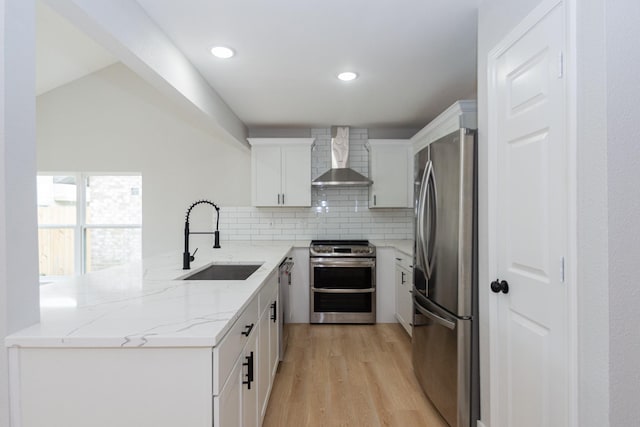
[4,239,411,349]
[371,239,414,256]
[5,242,302,349]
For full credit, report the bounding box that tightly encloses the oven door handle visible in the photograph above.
[311,287,376,294]
[310,260,376,268]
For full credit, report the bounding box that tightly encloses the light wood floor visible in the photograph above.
[263,323,448,427]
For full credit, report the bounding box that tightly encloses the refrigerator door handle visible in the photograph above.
[417,161,433,278]
[414,296,456,330]
[416,163,429,274]
[426,162,438,276]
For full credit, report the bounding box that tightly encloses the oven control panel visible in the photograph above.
[309,244,376,257]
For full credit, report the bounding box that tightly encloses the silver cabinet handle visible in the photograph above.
[373,194,377,206]
[311,287,375,294]
[277,194,281,205]
[282,193,285,205]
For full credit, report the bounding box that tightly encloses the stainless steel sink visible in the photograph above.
[182,263,262,280]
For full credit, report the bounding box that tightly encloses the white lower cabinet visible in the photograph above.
[215,332,259,427]
[258,271,279,422]
[242,331,259,427]
[268,298,279,380]
[395,251,414,336]
[10,268,284,427]
[258,307,271,419]
[215,347,242,427]
[213,271,280,427]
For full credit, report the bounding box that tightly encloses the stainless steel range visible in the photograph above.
[309,240,376,324]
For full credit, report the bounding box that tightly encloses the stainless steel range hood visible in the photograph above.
[312,126,373,187]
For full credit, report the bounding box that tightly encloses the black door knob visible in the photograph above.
[490,279,509,294]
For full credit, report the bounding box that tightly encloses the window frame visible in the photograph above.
[37,172,142,280]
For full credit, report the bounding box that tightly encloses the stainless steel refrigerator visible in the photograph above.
[412,128,479,427]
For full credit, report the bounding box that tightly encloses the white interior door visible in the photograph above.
[489,2,569,426]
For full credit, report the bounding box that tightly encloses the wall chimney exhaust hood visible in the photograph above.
[312,126,373,187]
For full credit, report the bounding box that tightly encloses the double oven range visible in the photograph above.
[309,240,376,324]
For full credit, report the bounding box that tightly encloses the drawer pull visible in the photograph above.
[270,301,277,322]
[242,351,254,389]
[241,323,255,337]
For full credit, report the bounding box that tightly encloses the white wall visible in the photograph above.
[605,1,640,424]
[477,1,543,425]
[1,1,40,426]
[36,63,252,258]
[574,1,610,426]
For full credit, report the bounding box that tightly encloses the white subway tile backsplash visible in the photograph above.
[218,205,412,241]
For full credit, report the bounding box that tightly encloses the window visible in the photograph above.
[37,174,142,282]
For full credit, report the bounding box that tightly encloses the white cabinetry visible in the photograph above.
[241,331,259,427]
[216,352,242,426]
[9,255,287,427]
[410,100,477,153]
[214,296,259,427]
[248,138,314,207]
[216,270,280,427]
[216,312,261,427]
[258,272,279,422]
[395,251,413,336]
[368,139,413,208]
[211,269,280,427]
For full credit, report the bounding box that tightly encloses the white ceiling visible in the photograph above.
[37,0,478,130]
[36,1,117,96]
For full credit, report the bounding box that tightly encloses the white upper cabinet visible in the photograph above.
[368,139,413,208]
[410,100,477,153]
[248,138,314,207]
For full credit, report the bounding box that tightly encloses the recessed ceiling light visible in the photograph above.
[210,46,235,59]
[337,72,358,81]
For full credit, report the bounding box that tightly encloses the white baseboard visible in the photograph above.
[477,421,488,427]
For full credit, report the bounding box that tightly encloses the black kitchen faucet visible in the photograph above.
[183,200,221,269]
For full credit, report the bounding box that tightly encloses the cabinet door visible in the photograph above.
[269,297,279,380]
[253,145,282,207]
[281,144,311,206]
[369,141,412,208]
[395,265,408,329]
[395,264,412,336]
[242,331,259,427]
[258,307,270,420]
[402,269,413,337]
[215,355,242,427]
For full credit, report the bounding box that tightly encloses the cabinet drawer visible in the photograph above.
[395,251,413,271]
[259,271,278,314]
[213,297,258,395]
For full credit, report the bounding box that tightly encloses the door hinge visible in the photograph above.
[558,51,564,78]
[560,256,565,283]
